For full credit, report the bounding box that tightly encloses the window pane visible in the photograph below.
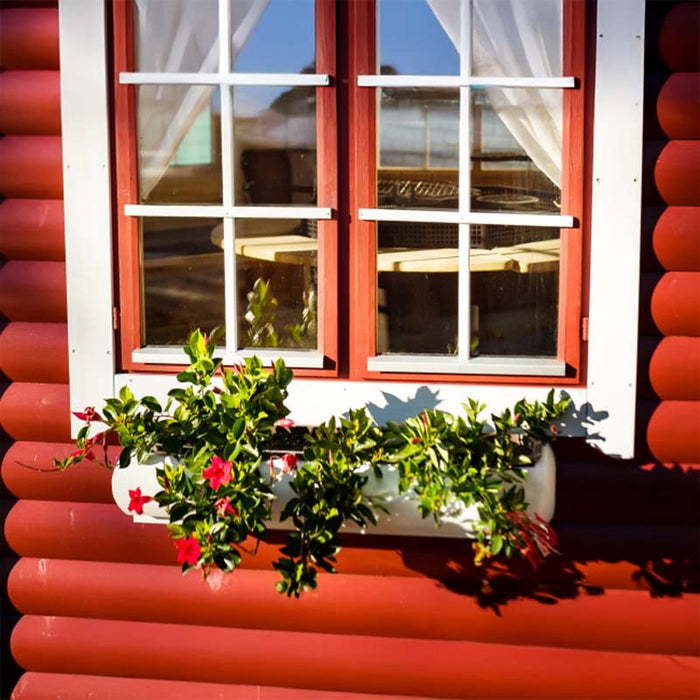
[234,86,317,205]
[379,0,459,75]
[472,0,562,78]
[134,0,218,73]
[470,88,562,214]
[235,219,318,350]
[141,218,225,345]
[378,88,459,210]
[232,0,315,73]
[136,86,221,204]
[377,222,458,354]
[471,226,560,357]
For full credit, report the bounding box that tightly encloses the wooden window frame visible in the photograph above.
[61,0,645,457]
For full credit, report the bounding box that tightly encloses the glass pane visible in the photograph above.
[378,88,459,210]
[232,0,315,73]
[379,0,459,75]
[134,0,218,73]
[142,218,224,345]
[234,86,317,205]
[137,86,222,204]
[470,226,560,357]
[472,0,562,78]
[235,219,318,350]
[470,88,562,214]
[377,222,458,354]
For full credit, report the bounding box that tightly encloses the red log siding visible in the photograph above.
[1,2,698,699]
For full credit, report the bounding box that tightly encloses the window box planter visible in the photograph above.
[112,443,555,538]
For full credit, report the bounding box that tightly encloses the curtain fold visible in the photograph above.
[135,0,269,197]
[427,0,563,188]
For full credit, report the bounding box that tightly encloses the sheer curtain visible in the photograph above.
[135,0,269,197]
[426,0,563,187]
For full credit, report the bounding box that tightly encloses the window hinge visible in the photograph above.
[581,316,589,342]
[113,307,120,331]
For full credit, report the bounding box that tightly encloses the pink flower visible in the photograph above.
[202,456,233,491]
[175,536,201,566]
[280,453,298,474]
[128,487,153,515]
[275,417,295,429]
[214,497,238,518]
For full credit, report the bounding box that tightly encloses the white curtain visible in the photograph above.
[135,0,269,197]
[427,0,563,187]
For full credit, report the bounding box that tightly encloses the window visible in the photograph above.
[60,0,645,456]
[112,0,584,382]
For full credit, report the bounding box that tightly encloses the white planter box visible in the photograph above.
[112,444,555,538]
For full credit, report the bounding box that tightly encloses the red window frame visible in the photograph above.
[112,0,589,386]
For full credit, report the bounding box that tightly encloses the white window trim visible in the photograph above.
[60,0,644,458]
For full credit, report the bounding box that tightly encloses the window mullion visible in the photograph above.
[457,0,472,363]
[218,0,237,350]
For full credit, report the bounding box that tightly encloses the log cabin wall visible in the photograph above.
[0,1,698,698]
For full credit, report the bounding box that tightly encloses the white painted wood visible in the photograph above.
[114,372,587,437]
[59,0,115,437]
[358,75,575,89]
[586,0,645,459]
[131,346,325,369]
[367,354,566,377]
[360,208,574,228]
[121,72,330,86]
[125,205,332,219]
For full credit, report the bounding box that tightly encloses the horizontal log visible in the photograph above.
[0,199,65,262]
[11,673,422,700]
[0,383,70,443]
[8,558,699,656]
[650,271,700,337]
[4,500,698,593]
[649,337,700,400]
[1,442,113,503]
[659,3,700,73]
[10,615,699,698]
[654,141,700,206]
[0,323,68,383]
[0,261,66,322]
[0,71,61,135]
[638,271,664,337]
[645,400,700,464]
[0,8,59,70]
[0,136,63,200]
[652,206,700,271]
[556,458,699,527]
[657,73,700,139]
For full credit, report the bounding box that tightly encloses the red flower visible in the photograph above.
[550,425,558,435]
[128,487,153,515]
[73,407,102,424]
[214,497,239,518]
[175,536,201,566]
[280,453,298,474]
[275,417,295,429]
[202,456,233,491]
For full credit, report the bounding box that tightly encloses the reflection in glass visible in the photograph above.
[141,218,224,345]
[470,88,562,213]
[471,226,560,357]
[379,0,458,75]
[232,0,315,73]
[234,86,317,206]
[378,88,459,210]
[235,219,318,350]
[134,0,218,73]
[376,222,458,354]
[137,86,221,204]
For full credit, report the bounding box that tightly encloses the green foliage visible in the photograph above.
[56,329,570,595]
